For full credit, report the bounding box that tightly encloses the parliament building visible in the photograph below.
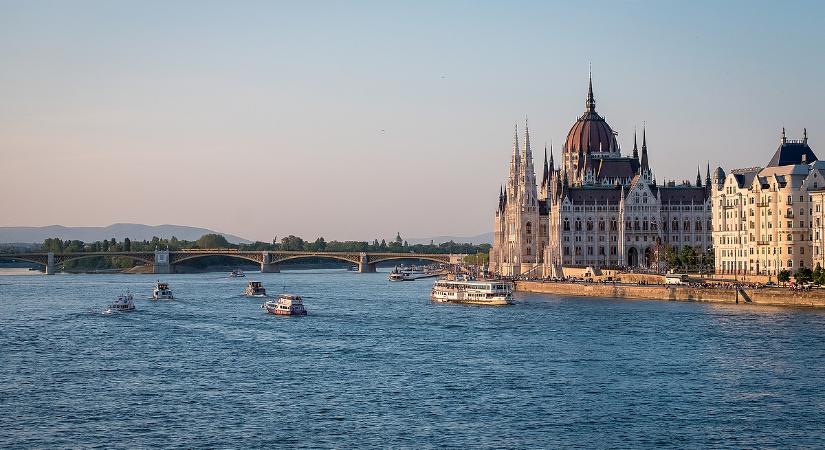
[490,77,712,276]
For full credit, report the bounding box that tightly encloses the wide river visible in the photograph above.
[2,269,825,448]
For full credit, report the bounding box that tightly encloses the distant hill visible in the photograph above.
[0,223,252,244]
[407,232,493,246]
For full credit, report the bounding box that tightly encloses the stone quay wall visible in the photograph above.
[515,281,825,308]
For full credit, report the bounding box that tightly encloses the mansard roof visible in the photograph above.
[656,185,709,203]
[565,186,623,203]
[767,141,817,167]
[594,157,640,179]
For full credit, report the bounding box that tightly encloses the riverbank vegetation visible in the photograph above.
[33,233,491,271]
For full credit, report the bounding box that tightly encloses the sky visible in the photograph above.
[1,1,823,242]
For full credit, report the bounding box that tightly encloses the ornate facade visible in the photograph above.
[490,77,712,276]
[712,129,822,276]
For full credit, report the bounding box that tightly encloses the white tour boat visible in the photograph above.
[431,278,513,306]
[152,281,174,300]
[230,268,245,278]
[389,267,414,282]
[244,281,267,297]
[262,293,307,316]
[106,294,136,312]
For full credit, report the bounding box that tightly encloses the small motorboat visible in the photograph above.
[262,294,307,316]
[152,281,174,300]
[244,281,267,297]
[230,269,245,278]
[106,294,136,313]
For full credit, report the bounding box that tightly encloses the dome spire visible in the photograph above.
[586,67,596,113]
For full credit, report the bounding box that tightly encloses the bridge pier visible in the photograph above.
[357,252,376,273]
[45,252,56,275]
[154,250,172,274]
[261,262,280,273]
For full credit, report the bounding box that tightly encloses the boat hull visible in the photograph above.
[264,305,307,316]
[430,295,512,306]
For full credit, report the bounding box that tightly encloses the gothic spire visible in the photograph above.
[541,143,549,187]
[804,128,808,144]
[640,124,649,174]
[781,127,787,144]
[705,163,711,187]
[549,142,554,170]
[696,167,702,187]
[586,70,596,113]
[632,128,638,160]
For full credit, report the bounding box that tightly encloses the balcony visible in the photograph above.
[757,240,770,246]
[756,202,770,207]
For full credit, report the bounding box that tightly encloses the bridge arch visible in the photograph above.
[171,253,263,266]
[0,255,47,268]
[367,255,452,266]
[60,254,154,266]
[272,254,361,265]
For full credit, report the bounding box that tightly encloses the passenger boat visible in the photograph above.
[151,281,174,300]
[431,278,513,306]
[230,268,245,278]
[106,294,136,312]
[244,281,267,297]
[389,267,414,281]
[262,293,307,316]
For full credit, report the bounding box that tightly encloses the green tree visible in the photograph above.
[196,233,231,249]
[123,237,131,251]
[794,267,813,284]
[664,246,680,270]
[280,235,305,251]
[778,269,791,285]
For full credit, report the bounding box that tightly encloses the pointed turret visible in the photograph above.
[696,167,702,187]
[781,127,787,144]
[519,117,538,206]
[632,129,638,160]
[705,163,711,187]
[804,128,808,144]
[640,125,650,174]
[549,142,554,170]
[541,144,549,188]
[507,124,520,197]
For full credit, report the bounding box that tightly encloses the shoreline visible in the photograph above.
[515,280,825,308]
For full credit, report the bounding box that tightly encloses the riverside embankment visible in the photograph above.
[516,281,825,308]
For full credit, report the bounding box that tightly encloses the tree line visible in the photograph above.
[35,233,491,271]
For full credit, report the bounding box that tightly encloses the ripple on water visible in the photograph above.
[1,271,825,448]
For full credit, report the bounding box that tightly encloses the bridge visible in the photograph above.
[0,250,466,275]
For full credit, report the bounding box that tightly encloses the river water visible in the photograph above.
[1,269,825,448]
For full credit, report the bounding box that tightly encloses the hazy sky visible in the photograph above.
[1,1,823,242]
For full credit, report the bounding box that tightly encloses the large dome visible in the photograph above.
[563,77,619,156]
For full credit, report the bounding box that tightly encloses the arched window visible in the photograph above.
[526,222,532,235]
[611,219,618,231]
[683,220,690,231]
[642,220,649,231]
[599,219,605,231]
[672,220,679,231]
[695,221,702,231]
[563,219,570,231]
[634,219,640,230]
[586,220,593,231]
[575,220,582,231]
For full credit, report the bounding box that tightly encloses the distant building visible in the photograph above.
[712,129,822,276]
[490,76,712,276]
